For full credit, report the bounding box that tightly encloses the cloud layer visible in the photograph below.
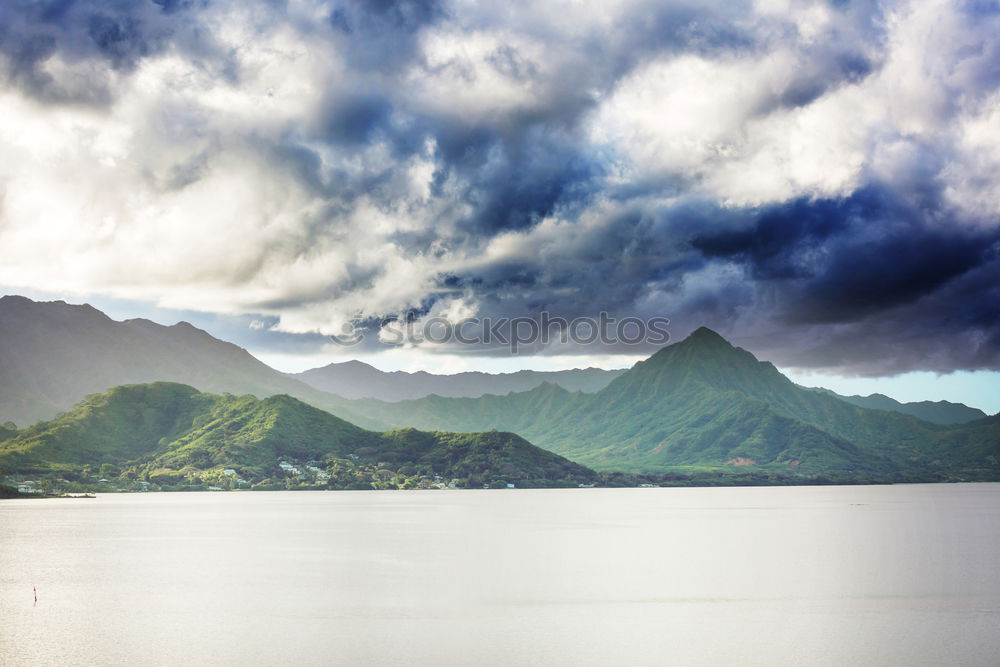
[0,0,998,374]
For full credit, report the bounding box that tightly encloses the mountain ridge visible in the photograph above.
[1,296,996,482]
[809,387,989,424]
[0,382,596,490]
[291,360,626,401]
[0,296,382,430]
[336,328,998,478]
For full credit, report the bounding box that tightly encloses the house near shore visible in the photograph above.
[278,462,302,475]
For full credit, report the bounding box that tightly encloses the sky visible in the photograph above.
[0,0,998,411]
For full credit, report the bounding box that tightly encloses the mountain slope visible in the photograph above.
[0,421,16,442]
[339,328,996,478]
[0,383,596,489]
[811,388,988,424]
[0,295,383,430]
[348,381,581,435]
[292,360,626,401]
[926,415,1000,475]
[0,383,214,469]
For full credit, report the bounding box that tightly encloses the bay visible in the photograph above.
[2,484,999,666]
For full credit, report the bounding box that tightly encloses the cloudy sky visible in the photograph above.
[0,0,998,409]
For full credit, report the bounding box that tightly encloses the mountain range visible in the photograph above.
[0,295,379,430]
[808,388,988,424]
[0,295,983,429]
[0,382,595,490]
[291,358,988,425]
[290,359,988,426]
[1,295,997,485]
[337,328,1000,478]
[291,360,625,401]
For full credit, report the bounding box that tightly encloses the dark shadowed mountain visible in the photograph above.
[340,328,1000,479]
[0,295,381,429]
[809,388,988,424]
[291,360,626,401]
[0,382,595,489]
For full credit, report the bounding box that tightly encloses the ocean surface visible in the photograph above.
[2,484,999,666]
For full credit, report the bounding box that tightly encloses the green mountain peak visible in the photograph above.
[623,326,775,396]
[646,326,744,361]
[686,326,730,343]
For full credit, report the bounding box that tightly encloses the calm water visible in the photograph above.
[2,484,999,666]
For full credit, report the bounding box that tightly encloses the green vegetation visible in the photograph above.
[339,328,1000,481]
[378,428,594,488]
[0,383,597,492]
[812,388,988,424]
[0,421,16,442]
[2,296,996,487]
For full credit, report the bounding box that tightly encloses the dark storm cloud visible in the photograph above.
[692,183,998,322]
[448,131,601,236]
[793,226,997,325]
[320,92,394,146]
[429,205,709,322]
[692,182,986,307]
[769,252,1000,375]
[0,0,222,103]
[788,248,1000,374]
[302,92,606,242]
[756,48,876,115]
[691,195,852,281]
[328,0,445,71]
[687,184,1000,372]
[416,169,1000,370]
[86,13,151,70]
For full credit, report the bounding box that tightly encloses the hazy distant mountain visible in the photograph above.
[341,328,1000,479]
[0,382,595,489]
[292,360,626,401]
[0,295,379,429]
[0,295,616,427]
[809,388,987,424]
